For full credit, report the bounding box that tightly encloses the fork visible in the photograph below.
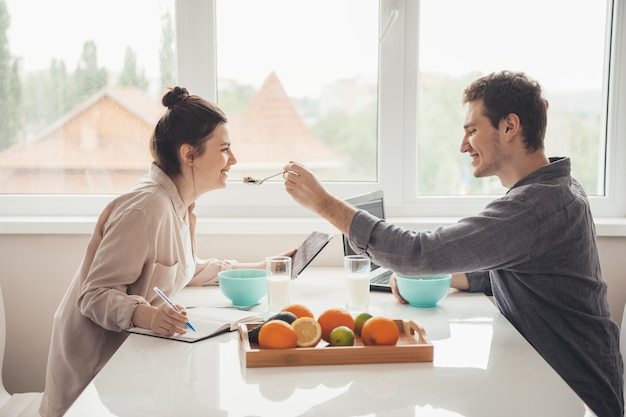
[243,171,285,185]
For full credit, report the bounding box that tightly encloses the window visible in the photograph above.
[0,0,175,196]
[215,0,379,183]
[1,0,624,222]
[416,0,610,198]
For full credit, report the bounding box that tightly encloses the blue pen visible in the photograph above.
[153,286,196,332]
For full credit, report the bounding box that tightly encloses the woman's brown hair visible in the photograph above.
[151,86,228,176]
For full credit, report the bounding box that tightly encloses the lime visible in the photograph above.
[354,312,373,337]
[328,326,355,346]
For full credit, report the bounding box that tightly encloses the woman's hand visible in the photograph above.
[235,247,298,271]
[389,273,408,304]
[277,247,297,259]
[150,303,190,336]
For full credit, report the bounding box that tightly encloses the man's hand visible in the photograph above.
[283,161,331,214]
[389,273,408,304]
[283,161,357,235]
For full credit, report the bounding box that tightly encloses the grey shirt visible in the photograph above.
[349,157,623,417]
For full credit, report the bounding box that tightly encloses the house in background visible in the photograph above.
[228,72,342,179]
[0,74,342,194]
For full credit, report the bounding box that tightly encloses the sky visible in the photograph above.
[417,0,610,91]
[4,0,610,94]
[5,0,173,78]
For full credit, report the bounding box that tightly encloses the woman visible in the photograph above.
[39,87,293,417]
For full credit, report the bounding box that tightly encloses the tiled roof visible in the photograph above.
[230,72,341,167]
[0,86,158,171]
[0,75,343,193]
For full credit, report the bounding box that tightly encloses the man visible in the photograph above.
[283,71,623,417]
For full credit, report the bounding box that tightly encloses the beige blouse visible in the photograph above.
[40,164,235,417]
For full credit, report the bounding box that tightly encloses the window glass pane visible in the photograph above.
[0,0,176,194]
[215,0,379,183]
[417,0,609,196]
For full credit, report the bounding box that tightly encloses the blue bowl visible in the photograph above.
[395,274,452,307]
[218,269,267,306]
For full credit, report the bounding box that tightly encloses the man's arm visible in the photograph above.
[283,161,356,234]
[451,273,470,290]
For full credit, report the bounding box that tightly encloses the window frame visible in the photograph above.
[0,0,624,227]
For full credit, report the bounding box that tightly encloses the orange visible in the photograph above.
[360,316,400,346]
[317,308,355,342]
[291,317,322,347]
[258,320,298,349]
[281,304,314,319]
[328,326,355,346]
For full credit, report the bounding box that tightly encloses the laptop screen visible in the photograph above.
[342,190,385,270]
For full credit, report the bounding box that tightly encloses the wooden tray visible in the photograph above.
[238,319,433,368]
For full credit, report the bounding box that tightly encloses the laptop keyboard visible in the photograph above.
[370,269,392,285]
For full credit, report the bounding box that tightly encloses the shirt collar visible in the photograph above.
[148,163,187,219]
[509,157,571,191]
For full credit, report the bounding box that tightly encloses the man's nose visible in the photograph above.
[460,136,469,153]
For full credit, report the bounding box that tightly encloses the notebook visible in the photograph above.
[127,306,263,343]
[342,190,393,292]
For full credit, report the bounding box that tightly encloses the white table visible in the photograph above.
[64,268,588,417]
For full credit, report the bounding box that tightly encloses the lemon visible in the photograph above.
[328,325,355,346]
[354,312,373,337]
[291,317,322,347]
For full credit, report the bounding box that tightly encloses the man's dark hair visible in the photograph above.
[463,71,548,152]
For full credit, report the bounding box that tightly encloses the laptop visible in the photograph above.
[342,190,393,292]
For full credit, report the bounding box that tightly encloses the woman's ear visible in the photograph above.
[179,144,195,166]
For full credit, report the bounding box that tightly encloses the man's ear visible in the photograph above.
[502,113,521,140]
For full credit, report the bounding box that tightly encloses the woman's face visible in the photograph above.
[191,123,237,193]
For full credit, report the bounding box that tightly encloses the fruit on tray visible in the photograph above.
[248,311,298,344]
[360,316,400,346]
[317,308,355,342]
[281,303,315,319]
[328,326,355,346]
[248,304,399,349]
[258,320,298,349]
[291,317,322,347]
[354,312,373,337]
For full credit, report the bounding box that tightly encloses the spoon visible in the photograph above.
[243,171,285,185]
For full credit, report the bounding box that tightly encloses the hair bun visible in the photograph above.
[162,86,190,108]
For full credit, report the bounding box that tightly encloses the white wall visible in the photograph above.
[1,233,625,394]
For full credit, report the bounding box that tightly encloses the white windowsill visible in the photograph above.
[1,216,625,237]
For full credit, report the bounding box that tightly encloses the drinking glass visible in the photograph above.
[344,255,370,313]
[266,256,292,313]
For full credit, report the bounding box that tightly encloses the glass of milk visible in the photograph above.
[344,255,370,313]
[266,256,292,313]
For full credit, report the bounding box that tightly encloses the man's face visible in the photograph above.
[460,100,508,178]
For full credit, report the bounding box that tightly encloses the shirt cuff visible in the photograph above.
[466,271,493,296]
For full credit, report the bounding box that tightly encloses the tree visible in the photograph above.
[73,40,107,105]
[0,0,20,150]
[118,46,148,91]
[159,10,176,90]
[312,102,377,180]
[49,58,71,119]
[218,82,256,114]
